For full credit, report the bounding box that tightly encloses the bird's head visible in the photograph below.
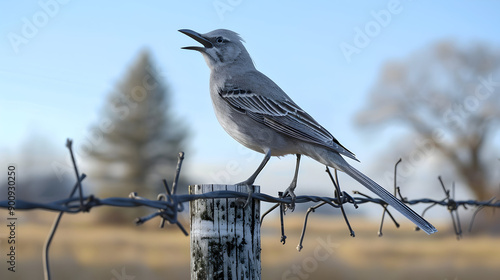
[179,29,254,72]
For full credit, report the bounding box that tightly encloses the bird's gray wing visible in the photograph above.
[218,87,357,161]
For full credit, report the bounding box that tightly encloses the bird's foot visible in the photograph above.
[283,182,297,212]
[235,180,254,208]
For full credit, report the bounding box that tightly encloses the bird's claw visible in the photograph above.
[235,181,254,208]
[283,184,297,212]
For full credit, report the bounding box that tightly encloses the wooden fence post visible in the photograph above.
[190,184,261,280]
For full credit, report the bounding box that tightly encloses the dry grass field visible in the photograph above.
[1,210,500,280]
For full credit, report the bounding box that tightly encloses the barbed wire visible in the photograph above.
[1,139,499,279]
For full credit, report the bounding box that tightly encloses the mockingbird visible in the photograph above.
[179,29,437,235]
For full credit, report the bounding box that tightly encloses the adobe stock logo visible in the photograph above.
[213,0,244,21]
[7,0,71,54]
[339,0,404,63]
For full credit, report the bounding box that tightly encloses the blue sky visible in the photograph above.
[1,1,499,214]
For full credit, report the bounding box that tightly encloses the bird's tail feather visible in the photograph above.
[342,164,437,235]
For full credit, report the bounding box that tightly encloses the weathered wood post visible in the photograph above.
[190,184,261,280]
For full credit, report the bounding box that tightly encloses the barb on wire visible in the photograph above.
[1,140,500,279]
[297,201,323,252]
[326,167,355,237]
[439,178,463,239]
[135,151,187,235]
[43,140,87,280]
[377,158,403,237]
[469,197,496,233]
[44,173,86,280]
[67,139,85,210]
[279,192,287,244]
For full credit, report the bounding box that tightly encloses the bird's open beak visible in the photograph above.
[179,29,213,52]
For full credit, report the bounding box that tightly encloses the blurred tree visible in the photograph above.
[86,50,189,221]
[356,41,500,200]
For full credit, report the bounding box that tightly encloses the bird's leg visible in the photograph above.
[283,154,301,212]
[236,149,272,207]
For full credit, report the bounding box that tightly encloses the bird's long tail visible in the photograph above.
[341,163,437,235]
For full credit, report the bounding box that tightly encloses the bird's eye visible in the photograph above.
[216,37,224,43]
